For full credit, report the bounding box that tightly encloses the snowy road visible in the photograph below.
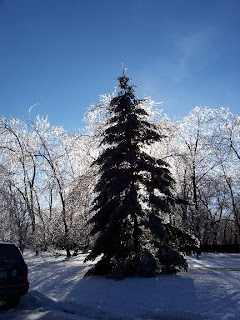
[0,252,239,320]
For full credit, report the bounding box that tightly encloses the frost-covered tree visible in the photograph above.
[0,118,38,249]
[170,107,240,245]
[0,115,96,254]
[85,70,196,279]
[209,108,240,242]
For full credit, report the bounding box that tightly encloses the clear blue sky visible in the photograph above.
[0,0,239,132]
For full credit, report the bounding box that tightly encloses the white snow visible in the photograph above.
[0,251,239,320]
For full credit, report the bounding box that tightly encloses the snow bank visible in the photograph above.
[0,252,239,320]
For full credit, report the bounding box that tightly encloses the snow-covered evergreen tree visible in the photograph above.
[85,70,197,279]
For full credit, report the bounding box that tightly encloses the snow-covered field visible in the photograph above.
[0,251,239,320]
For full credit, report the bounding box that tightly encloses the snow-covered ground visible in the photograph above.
[0,251,239,320]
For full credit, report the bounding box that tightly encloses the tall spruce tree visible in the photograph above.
[85,70,197,279]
